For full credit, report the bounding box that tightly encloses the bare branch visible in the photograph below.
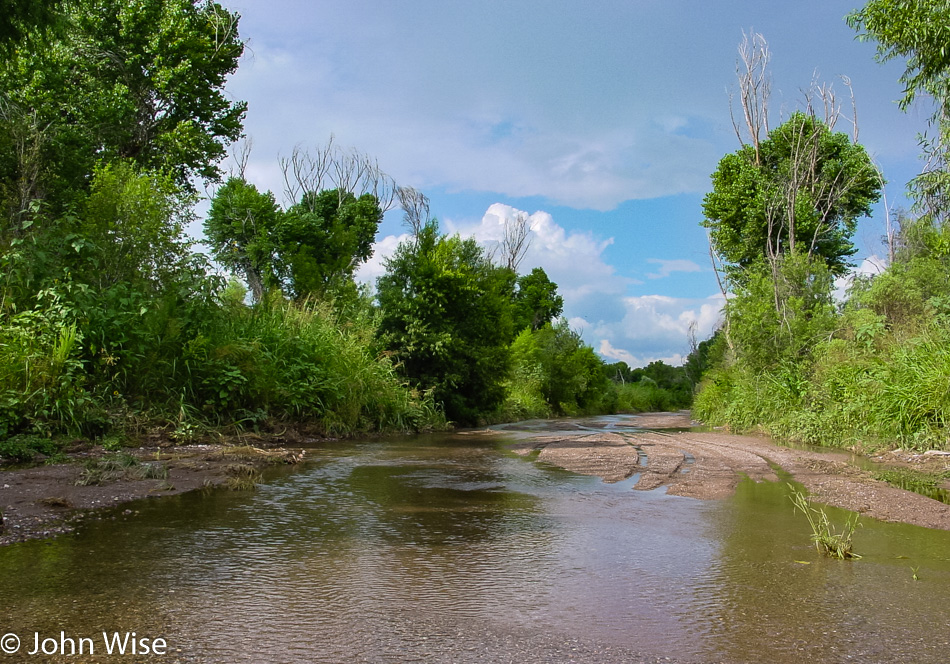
[228,138,253,180]
[500,211,533,271]
[732,30,772,161]
[397,186,430,236]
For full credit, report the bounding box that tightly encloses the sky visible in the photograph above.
[217,0,929,367]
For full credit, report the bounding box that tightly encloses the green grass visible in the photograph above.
[789,485,861,559]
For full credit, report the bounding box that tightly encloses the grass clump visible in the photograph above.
[76,453,168,486]
[224,463,261,490]
[0,435,64,463]
[789,485,861,559]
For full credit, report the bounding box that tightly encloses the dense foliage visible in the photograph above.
[695,0,950,452]
[703,112,880,281]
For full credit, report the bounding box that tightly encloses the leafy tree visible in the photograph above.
[279,189,384,299]
[848,0,950,113]
[848,0,950,219]
[376,222,514,424]
[724,254,837,371]
[0,0,65,46]
[511,267,563,332]
[604,361,635,384]
[0,0,246,218]
[703,112,880,281]
[532,321,610,414]
[205,177,282,303]
[205,182,384,302]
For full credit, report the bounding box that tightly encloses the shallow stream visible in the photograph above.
[1,417,948,663]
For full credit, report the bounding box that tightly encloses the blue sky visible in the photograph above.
[219,0,929,366]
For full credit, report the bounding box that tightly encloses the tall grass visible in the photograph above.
[0,287,444,445]
[694,321,950,451]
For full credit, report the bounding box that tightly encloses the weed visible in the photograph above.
[224,462,261,490]
[0,435,63,462]
[99,433,125,452]
[789,485,862,559]
[36,496,72,508]
[911,565,920,581]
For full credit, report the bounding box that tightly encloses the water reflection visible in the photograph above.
[0,423,948,663]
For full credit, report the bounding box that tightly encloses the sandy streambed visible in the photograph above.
[509,411,950,531]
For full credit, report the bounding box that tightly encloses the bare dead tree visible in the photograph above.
[874,162,895,264]
[730,30,772,165]
[397,186,430,236]
[228,138,253,180]
[280,140,334,206]
[280,138,398,213]
[500,211,532,271]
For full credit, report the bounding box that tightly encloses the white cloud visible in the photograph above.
[591,293,725,366]
[445,203,636,307]
[645,258,703,279]
[355,232,412,287]
[598,340,639,366]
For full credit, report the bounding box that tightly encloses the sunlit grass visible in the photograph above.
[789,485,861,559]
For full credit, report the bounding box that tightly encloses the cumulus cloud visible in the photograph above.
[590,293,725,365]
[445,203,635,308]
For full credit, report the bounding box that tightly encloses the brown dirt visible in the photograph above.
[509,411,950,531]
[0,441,306,545]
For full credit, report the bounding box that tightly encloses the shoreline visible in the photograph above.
[508,411,950,531]
[0,436,307,546]
[3,411,950,546]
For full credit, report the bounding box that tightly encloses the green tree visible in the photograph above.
[279,189,384,299]
[848,0,950,113]
[205,177,282,303]
[0,0,64,45]
[205,183,385,302]
[848,0,950,218]
[0,0,246,218]
[702,112,880,282]
[511,267,563,332]
[376,222,514,424]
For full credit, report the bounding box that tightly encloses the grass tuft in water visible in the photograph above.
[224,463,261,490]
[788,484,861,559]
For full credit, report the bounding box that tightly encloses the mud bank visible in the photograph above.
[0,441,305,545]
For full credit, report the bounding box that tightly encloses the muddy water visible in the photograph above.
[1,418,949,663]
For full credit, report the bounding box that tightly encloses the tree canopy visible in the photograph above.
[0,0,246,218]
[702,112,880,280]
[376,222,514,424]
[512,267,563,333]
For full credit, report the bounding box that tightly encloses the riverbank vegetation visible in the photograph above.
[694,2,950,453]
[0,0,695,461]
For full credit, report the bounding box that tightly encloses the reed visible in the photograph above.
[789,485,861,559]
